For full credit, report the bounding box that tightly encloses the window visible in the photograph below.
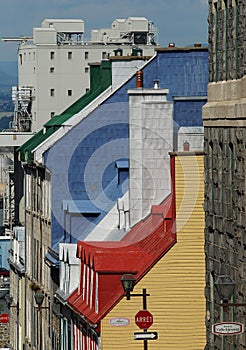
[102,51,108,59]
[68,90,72,96]
[19,54,22,65]
[68,51,72,60]
[50,67,55,73]
[50,51,55,60]
[85,67,89,73]
[85,51,89,59]
[50,112,55,118]
[42,172,51,218]
[50,89,55,97]
[26,174,32,208]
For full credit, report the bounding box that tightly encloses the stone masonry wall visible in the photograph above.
[0,322,10,348]
[204,126,246,349]
[208,0,246,82]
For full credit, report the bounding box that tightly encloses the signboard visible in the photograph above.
[212,322,244,336]
[134,332,158,340]
[0,313,10,324]
[135,310,153,329]
[110,317,130,326]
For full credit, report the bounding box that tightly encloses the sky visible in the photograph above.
[0,0,208,62]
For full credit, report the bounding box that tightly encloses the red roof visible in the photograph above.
[68,194,176,325]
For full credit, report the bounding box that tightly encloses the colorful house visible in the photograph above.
[65,152,205,349]
[16,46,208,349]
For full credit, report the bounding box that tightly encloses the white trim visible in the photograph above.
[90,269,94,309]
[86,265,90,305]
[95,272,99,314]
[82,264,86,300]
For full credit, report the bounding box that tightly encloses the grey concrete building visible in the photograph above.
[6,17,158,133]
[203,1,246,349]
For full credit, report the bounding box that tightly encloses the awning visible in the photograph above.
[115,160,129,169]
[62,200,101,215]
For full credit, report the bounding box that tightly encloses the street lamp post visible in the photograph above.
[34,290,49,350]
[121,274,150,350]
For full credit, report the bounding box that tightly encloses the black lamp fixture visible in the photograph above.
[121,273,150,310]
[121,274,136,300]
[5,293,13,307]
[5,294,19,313]
[34,290,45,307]
[214,275,235,301]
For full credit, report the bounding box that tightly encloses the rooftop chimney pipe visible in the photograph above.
[136,70,143,88]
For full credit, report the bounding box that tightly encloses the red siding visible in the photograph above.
[68,192,176,325]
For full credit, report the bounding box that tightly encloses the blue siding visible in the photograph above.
[45,104,129,246]
[44,49,208,248]
[109,50,208,125]
[174,100,205,127]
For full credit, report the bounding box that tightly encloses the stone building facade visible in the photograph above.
[203,1,246,349]
[0,322,10,348]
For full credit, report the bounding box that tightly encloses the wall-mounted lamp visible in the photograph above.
[121,273,150,309]
[34,290,49,310]
[214,275,246,308]
[121,274,136,300]
[5,294,19,314]
[214,275,235,301]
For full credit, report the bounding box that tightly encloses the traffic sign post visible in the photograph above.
[121,280,158,350]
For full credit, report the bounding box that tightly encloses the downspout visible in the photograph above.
[49,277,53,349]
[31,169,34,349]
[23,165,28,350]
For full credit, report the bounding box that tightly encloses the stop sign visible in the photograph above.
[0,313,10,324]
[135,310,153,329]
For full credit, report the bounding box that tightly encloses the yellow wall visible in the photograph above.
[101,153,206,349]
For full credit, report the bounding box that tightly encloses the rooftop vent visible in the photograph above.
[153,79,160,89]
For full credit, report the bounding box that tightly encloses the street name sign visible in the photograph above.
[135,310,153,329]
[212,322,244,336]
[110,317,130,326]
[134,332,158,340]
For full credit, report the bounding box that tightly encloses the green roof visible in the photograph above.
[19,61,112,163]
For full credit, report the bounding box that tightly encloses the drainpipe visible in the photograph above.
[23,166,28,350]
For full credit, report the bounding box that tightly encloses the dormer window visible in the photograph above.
[115,160,129,185]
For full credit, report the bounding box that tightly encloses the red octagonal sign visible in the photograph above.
[0,313,10,324]
[135,310,153,329]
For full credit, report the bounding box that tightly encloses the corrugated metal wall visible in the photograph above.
[101,153,206,349]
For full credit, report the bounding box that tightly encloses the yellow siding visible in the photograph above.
[101,154,206,349]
